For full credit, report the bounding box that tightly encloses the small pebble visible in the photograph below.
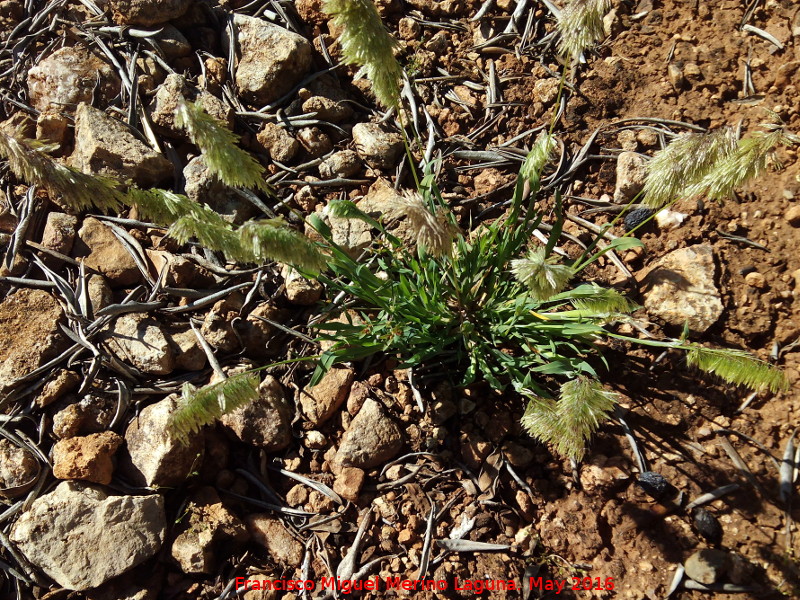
[744,271,767,290]
[637,471,675,500]
[624,207,654,231]
[786,205,800,227]
[692,508,723,546]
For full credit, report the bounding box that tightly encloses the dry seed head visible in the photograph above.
[520,133,557,192]
[511,247,574,301]
[557,0,612,62]
[643,128,736,208]
[324,0,403,108]
[397,190,457,257]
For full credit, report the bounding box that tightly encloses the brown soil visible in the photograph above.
[1,1,799,599]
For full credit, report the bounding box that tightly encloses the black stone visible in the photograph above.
[692,507,723,546]
[623,207,655,231]
[636,471,675,500]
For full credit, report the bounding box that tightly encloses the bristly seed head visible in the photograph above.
[557,0,612,63]
[397,190,457,258]
[511,246,574,301]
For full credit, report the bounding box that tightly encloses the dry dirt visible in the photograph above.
[0,0,799,599]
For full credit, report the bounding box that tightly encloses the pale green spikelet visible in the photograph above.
[237,219,327,273]
[511,247,574,301]
[174,99,268,191]
[519,133,557,194]
[0,129,126,212]
[522,377,617,461]
[168,372,261,445]
[324,0,403,108]
[685,345,788,394]
[397,190,457,258]
[570,284,638,314]
[688,130,782,201]
[557,0,612,62]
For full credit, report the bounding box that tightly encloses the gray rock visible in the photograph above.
[219,376,292,451]
[52,395,117,439]
[150,24,191,60]
[226,14,312,106]
[319,150,361,179]
[302,95,353,123]
[256,123,300,163]
[334,398,404,469]
[27,46,120,114]
[183,156,256,224]
[41,212,78,255]
[10,481,165,590]
[167,329,207,371]
[70,103,172,186]
[296,126,333,158]
[104,313,176,375]
[352,123,404,169]
[300,368,354,426]
[613,151,648,203]
[123,395,204,487]
[246,514,304,566]
[283,266,323,305]
[147,74,233,135]
[640,244,723,333]
[87,274,113,315]
[52,431,123,485]
[684,548,728,585]
[106,0,192,26]
[0,439,39,498]
[74,217,140,287]
[170,487,248,574]
[0,289,67,393]
[35,369,80,408]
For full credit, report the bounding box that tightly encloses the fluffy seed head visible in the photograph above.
[520,133,557,193]
[324,0,403,108]
[511,247,574,301]
[397,190,457,257]
[557,0,612,63]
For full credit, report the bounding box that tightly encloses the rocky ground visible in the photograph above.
[0,0,799,599]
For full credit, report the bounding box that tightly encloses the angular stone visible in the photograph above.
[170,487,248,574]
[168,329,207,371]
[0,288,67,393]
[283,266,323,305]
[147,73,233,135]
[150,24,191,60]
[226,15,312,106]
[302,95,353,123]
[319,149,361,179]
[352,122,404,169]
[639,244,723,333]
[245,514,304,566]
[104,313,176,375]
[123,395,204,488]
[52,432,123,485]
[10,481,165,591]
[256,123,300,163]
[70,103,172,186]
[333,467,365,502]
[41,212,78,255]
[27,46,120,114]
[219,376,292,451]
[183,156,256,224]
[613,151,648,203]
[201,296,242,352]
[36,369,80,408]
[0,439,39,498]
[684,548,729,585]
[334,399,404,469]
[107,0,192,26]
[74,217,140,287]
[52,395,117,439]
[300,368,355,426]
